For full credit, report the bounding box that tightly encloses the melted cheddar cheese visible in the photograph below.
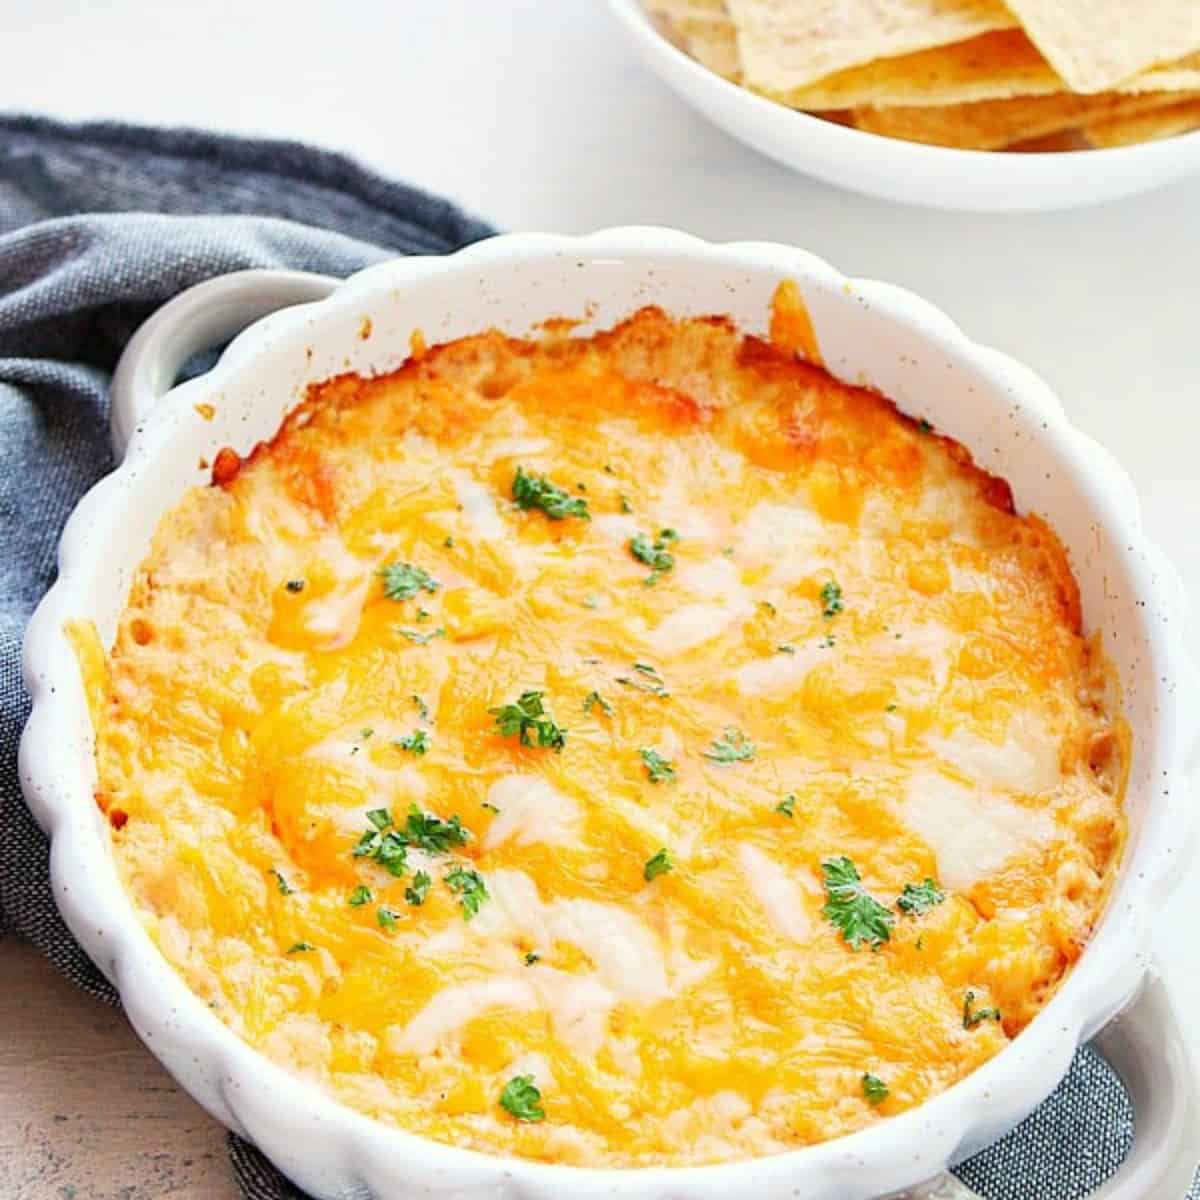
[85,291,1126,1166]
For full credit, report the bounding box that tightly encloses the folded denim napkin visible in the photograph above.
[0,114,1188,1200]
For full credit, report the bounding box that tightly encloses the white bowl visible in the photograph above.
[20,228,1200,1199]
[605,0,1200,212]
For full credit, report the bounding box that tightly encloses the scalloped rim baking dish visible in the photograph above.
[19,229,1200,1199]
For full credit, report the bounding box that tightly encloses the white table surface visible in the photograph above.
[4,0,1198,1129]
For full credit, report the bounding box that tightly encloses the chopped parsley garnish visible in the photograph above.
[395,729,431,755]
[377,906,399,932]
[499,1074,545,1122]
[287,942,315,954]
[378,562,440,601]
[481,800,500,813]
[821,856,894,950]
[629,528,678,584]
[820,580,844,619]
[512,466,590,520]
[443,536,455,548]
[583,690,613,716]
[401,805,470,854]
[412,693,430,721]
[353,810,410,877]
[348,885,372,907]
[270,868,293,895]
[619,494,633,514]
[639,748,676,783]
[897,878,945,916]
[616,662,668,697]
[405,871,431,907]
[885,703,898,713]
[353,805,467,871]
[416,607,431,623]
[963,990,1002,1029]
[821,634,836,649]
[445,865,488,920]
[760,600,777,617]
[776,794,796,818]
[583,593,600,609]
[490,690,567,751]
[917,418,933,435]
[777,643,796,655]
[644,848,674,881]
[524,951,540,966]
[359,728,374,740]
[285,579,305,593]
[862,1073,889,1105]
[704,727,756,764]
[398,626,445,644]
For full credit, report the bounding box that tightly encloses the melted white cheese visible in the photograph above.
[736,645,823,698]
[901,770,1056,890]
[482,774,581,849]
[738,845,812,942]
[734,502,828,584]
[453,471,507,540]
[928,715,1061,796]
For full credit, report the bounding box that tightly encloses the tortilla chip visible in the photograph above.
[724,0,1016,94]
[772,32,1200,111]
[648,0,743,80]
[1002,0,1200,94]
[851,90,1198,150]
[1085,97,1200,147]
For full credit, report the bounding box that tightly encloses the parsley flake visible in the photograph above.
[776,794,796,818]
[583,690,613,716]
[490,690,567,751]
[963,990,1002,1029]
[821,856,894,950]
[777,643,797,655]
[398,626,445,645]
[862,1073,889,1105]
[644,848,674,881]
[639,747,677,783]
[445,865,488,919]
[377,906,399,931]
[285,579,305,593]
[512,466,590,520]
[405,870,431,907]
[401,805,470,854]
[270,868,293,895]
[287,942,315,954]
[348,885,372,907]
[524,951,540,966]
[619,494,633,514]
[917,418,933,435]
[821,580,844,619]
[395,729,431,755]
[378,562,440,601]
[443,536,455,548]
[897,878,945,916]
[499,1074,545,1122]
[629,528,678,584]
[616,662,669,697]
[704,727,756,764]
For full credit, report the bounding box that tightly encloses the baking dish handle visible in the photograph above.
[109,268,339,459]
[909,968,1199,1200]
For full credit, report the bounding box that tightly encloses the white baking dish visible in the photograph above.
[19,228,1200,1199]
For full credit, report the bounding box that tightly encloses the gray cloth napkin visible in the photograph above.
[0,115,1189,1200]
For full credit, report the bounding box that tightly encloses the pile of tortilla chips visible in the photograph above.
[648,0,1200,150]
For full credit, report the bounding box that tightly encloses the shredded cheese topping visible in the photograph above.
[78,290,1126,1167]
